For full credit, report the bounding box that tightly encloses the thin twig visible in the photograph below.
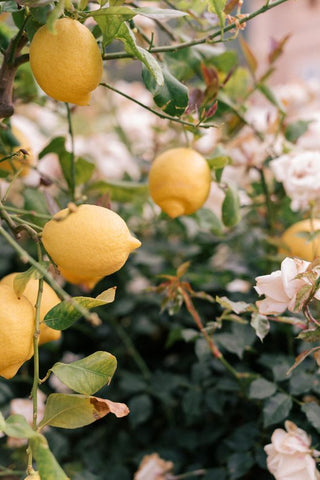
[100,82,218,129]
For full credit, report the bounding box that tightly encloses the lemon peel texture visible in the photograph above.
[41,204,141,288]
[148,147,212,218]
[29,18,103,105]
[0,285,35,379]
[280,219,320,262]
[0,273,61,345]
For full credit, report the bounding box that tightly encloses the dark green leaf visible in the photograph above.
[116,23,163,86]
[227,452,254,480]
[38,136,66,159]
[249,378,277,399]
[142,65,188,117]
[302,402,320,432]
[263,393,292,427]
[128,394,152,427]
[222,184,241,227]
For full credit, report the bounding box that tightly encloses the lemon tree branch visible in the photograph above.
[103,0,291,60]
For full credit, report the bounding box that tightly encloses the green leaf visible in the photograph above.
[29,434,69,480]
[142,64,188,117]
[38,393,129,429]
[116,23,163,86]
[86,179,149,203]
[302,402,320,433]
[192,208,224,235]
[222,184,241,228]
[4,414,36,439]
[49,351,117,395]
[23,188,51,226]
[13,266,42,297]
[44,288,116,330]
[0,411,5,431]
[207,155,231,170]
[257,83,285,113]
[207,0,226,36]
[227,452,254,480]
[39,136,66,159]
[263,393,292,427]
[75,157,95,185]
[128,394,153,428]
[249,378,277,400]
[250,313,270,342]
[58,151,73,190]
[285,120,311,143]
[297,327,320,343]
[132,7,187,20]
[94,11,131,48]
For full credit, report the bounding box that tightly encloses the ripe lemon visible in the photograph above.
[0,273,61,345]
[0,285,35,379]
[148,147,212,218]
[41,204,141,288]
[279,219,320,262]
[0,126,34,177]
[29,17,103,106]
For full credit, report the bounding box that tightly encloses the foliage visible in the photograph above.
[1,0,319,479]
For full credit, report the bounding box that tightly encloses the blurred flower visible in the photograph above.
[134,453,174,480]
[254,256,320,315]
[265,420,320,480]
[270,150,320,211]
[7,390,46,448]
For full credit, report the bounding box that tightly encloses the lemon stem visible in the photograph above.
[66,102,76,201]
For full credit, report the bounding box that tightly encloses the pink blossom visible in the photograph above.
[265,421,320,480]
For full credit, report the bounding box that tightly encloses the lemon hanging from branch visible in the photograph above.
[41,204,141,289]
[29,18,103,106]
[148,147,212,218]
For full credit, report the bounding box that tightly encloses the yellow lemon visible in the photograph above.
[279,219,320,262]
[148,147,212,218]
[0,285,35,379]
[0,126,34,176]
[29,17,103,105]
[0,273,61,345]
[41,204,141,288]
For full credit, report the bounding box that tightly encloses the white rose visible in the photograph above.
[265,421,320,480]
[254,257,316,315]
[270,151,320,211]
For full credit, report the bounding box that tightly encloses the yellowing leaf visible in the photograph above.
[39,393,129,430]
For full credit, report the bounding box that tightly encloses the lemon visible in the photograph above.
[29,18,103,106]
[0,285,35,379]
[279,219,320,262]
[41,204,141,288]
[0,273,61,345]
[148,147,212,218]
[0,126,34,177]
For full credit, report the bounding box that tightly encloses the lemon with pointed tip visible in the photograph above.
[0,273,61,345]
[29,17,103,105]
[41,204,141,288]
[280,219,320,262]
[0,285,35,379]
[0,126,35,176]
[148,147,212,218]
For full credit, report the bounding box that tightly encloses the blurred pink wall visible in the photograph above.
[247,0,320,83]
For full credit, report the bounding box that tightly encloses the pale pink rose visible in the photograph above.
[254,257,317,315]
[265,421,320,480]
[134,453,174,480]
[270,151,320,211]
